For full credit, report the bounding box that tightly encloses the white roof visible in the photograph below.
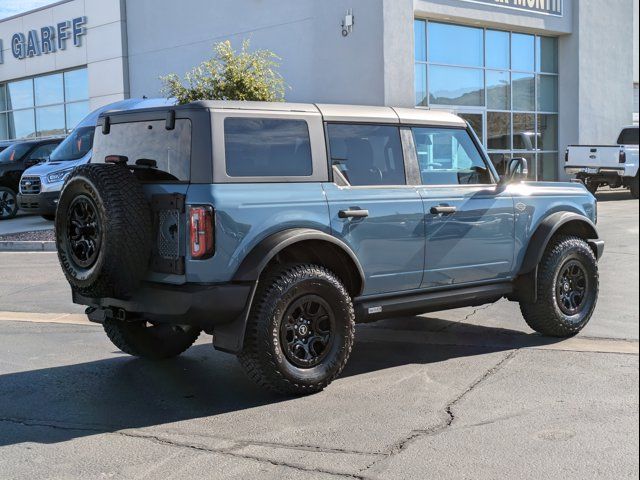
[193,101,466,127]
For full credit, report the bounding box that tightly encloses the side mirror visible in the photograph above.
[499,157,528,186]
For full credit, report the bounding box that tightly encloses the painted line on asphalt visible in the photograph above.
[1,311,637,355]
[0,311,94,326]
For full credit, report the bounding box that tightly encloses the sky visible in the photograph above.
[0,0,56,20]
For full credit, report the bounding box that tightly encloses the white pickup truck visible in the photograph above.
[565,126,639,198]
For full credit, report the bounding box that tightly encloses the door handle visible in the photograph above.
[430,205,457,215]
[339,209,369,219]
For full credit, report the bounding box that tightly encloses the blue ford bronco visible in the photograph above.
[55,101,604,395]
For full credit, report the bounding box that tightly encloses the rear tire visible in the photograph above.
[238,264,355,395]
[0,186,18,220]
[520,235,598,337]
[104,318,200,360]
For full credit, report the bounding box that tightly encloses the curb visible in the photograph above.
[0,241,56,252]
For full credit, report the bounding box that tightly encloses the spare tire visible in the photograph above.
[55,164,152,299]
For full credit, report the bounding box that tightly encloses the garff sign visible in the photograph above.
[0,16,87,64]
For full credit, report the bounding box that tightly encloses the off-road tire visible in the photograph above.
[238,264,355,395]
[0,186,18,220]
[55,164,152,299]
[520,235,598,337]
[104,318,200,360]
[630,175,639,199]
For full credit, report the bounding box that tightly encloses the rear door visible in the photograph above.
[412,126,515,287]
[323,123,425,295]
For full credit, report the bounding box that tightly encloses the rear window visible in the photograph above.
[617,128,639,145]
[92,119,191,181]
[224,117,312,177]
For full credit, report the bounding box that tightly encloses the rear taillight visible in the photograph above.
[189,206,214,259]
[619,149,626,163]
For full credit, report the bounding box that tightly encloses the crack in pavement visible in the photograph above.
[435,302,497,333]
[0,417,370,479]
[359,349,519,479]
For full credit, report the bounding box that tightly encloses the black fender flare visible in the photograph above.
[518,211,601,276]
[233,228,365,291]
[511,212,602,303]
[212,229,365,354]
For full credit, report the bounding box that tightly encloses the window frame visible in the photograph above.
[325,121,411,188]
[212,110,329,184]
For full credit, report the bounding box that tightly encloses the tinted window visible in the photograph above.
[328,124,405,186]
[50,126,95,161]
[92,119,191,181]
[0,143,31,163]
[224,118,312,177]
[618,128,639,145]
[28,143,58,160]
[413,128,492,185]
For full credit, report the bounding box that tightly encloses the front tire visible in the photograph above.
[520,235,598,337]
[630,175,639,199]
[104,318,200,360]
[0,187,18,220]
[238,264,355,395]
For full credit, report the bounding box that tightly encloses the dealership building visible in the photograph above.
[1,0,638,180]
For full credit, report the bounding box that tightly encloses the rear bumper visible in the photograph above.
[74,281,254,328]
[17,191,58,215]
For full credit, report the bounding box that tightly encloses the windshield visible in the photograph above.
[0,143,31,163]
[49,126,95,162]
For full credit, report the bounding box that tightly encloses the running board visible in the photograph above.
[354,282,513,322]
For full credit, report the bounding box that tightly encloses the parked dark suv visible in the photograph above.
[55,101,603,395]
[0,138,62,220]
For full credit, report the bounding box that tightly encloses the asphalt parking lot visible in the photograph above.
[0,190,638,479]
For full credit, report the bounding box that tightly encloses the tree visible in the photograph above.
[160,40,286,104]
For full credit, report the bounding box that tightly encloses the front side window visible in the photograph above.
[413,128,492,185]
[224,118,312,177]
[327,124,405,186]
[92,119,191,181]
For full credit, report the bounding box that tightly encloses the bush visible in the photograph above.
[160,40,286,104]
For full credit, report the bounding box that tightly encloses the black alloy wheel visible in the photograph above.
[280,295,335,368]
[555,260,588,316]
[66,195,101,269]
[0,187,17,220]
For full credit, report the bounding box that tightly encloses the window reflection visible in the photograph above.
[513,73,535,111]
[428,22,483,67]
[511,33,535,72]
[8,110,36,139]
[65,69,89,102]
[537,37,558,73]
[35,73,64,106]
[487,112,511,150]
[513,113,536,150]
[65,101,90,132]
[486,30,510,69]
[429,66,484,106]
[6,80,34,110]
[537,114,558,150]
[486,70,510,110]
[36,105,66,136]
[537,75,558,112]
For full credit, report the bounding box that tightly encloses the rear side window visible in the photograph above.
[617,128,639,145]
[327,124,405,186]
[92,119,191,181]
[224,118,312,177]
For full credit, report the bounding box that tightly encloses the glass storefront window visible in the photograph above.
[512,73,535,111]
[0,67,88,141]
[511,33,535,72]
[428,22,483,67]
[486,30,510,70]
[486,70,510,110]
[414,21,559,180]
[429,66,484,106]
[6,80,34,110]
[8,110,36,139]
[538,114,558,150]
[65,101,90,132]
[513,113,536,150]
[537,75,558,112]
[489,152,512,175]
[537,36,558,73]
[36,105,66,137]
[487,112,511,150]
[35,73,64,106]
[64,69,89,102]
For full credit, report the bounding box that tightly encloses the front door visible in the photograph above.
[411,125,515,288]
[323,123,425,295]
